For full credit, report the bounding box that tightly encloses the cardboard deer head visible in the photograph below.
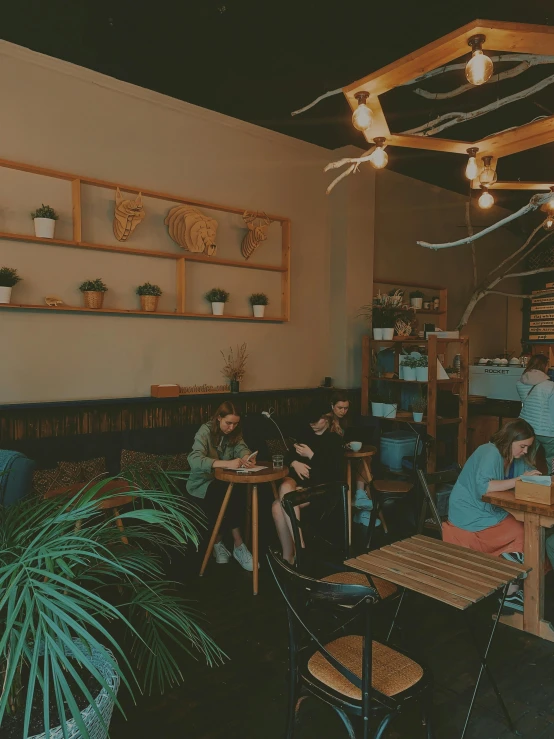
[241,211,272,260]
[113,188,146,241]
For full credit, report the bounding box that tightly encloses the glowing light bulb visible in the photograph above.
[544,215,554,231]
[369,137,388,169]
[352,91,373,132]
[478,187,494,210]
[465,147,479,181]
[466,35,493,86]
[546,187,554,213]
[479,155,497,186]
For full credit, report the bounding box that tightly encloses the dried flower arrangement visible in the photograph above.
[221,342,248,381]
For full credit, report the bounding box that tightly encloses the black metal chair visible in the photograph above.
[416,466,462,534]
[282,482,397,602]
[267,548,434,739]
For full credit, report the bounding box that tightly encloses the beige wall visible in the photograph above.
[374,169,523,360]
[0,43,374,403]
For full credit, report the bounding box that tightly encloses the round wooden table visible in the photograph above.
[344,444,378,544]
[199,463,289,595]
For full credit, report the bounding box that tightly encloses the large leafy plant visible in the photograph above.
[0,469,225,738]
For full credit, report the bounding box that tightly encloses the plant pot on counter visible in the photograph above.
[371,402,384,417]
[33,218,56,239]
[0,286,12,304]
[211,302,225,316]
[381,327,394,340]
[83,291,104,309]
[140,295,159,312]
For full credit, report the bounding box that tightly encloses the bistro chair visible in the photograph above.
[416,466,462,534]
[267,548,434,739]
[282,482,397,602]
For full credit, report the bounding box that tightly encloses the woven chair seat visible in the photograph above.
[308,635,423,700]
[322,571,397,600]
[372,480,413,494]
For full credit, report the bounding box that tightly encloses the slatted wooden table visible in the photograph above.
[345,535,529,738]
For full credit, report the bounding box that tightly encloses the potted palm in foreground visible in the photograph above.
[0,469,225,739]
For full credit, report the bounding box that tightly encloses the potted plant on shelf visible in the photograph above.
[415,354,429,382]
[382,390,398,419]
[402,355,419,382]
[0,470,224,739]
[359,290,402,340]
[410,290,424,309]
[205,287,229,316]
[79,278,108,309]
[371,390,385,418]
[249,292,269,318]
[445,366,459,379]
[412,396,427,423]
[221,342,248,392]
[31,204,59,239]
[136,282,162,312]
[0,267,22,304]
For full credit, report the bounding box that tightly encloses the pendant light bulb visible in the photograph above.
[546,186,554,213]
[478,187,494,210]
[479,155,497,186]
[352,91,373,132]
[369,137,388,169]
[544,215,554,232]
[466,35,493,86]
[465,147,479,181]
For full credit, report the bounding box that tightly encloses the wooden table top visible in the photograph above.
[214,464,289,484]
[483,490,554,516]
[344,444,377,459]
[345,535,529,610]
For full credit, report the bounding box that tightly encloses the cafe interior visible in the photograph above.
[2,2,554,738]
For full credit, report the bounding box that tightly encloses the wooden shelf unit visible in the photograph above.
[361,334,469,471]
[0,156,291,322]
[373,278,447,331]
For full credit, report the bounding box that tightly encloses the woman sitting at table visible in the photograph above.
[517,353,554,474]
[187,401,256,571]
[272,401,344,564]
[444,418,554,613]
[329,391,350,437]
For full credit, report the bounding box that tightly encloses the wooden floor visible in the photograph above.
[110,530,554,739]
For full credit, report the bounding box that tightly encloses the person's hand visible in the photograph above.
[224,458,243,470]
[292,461,311,480]
[523,469,542,476]
[294,443,314,460]
[241,453,257,468]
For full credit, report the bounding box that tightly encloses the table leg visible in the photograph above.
[523,512,544,636]
[361,459,388,534]
[199,483,234,577]
[245,486,252,548]
[346,460,352,546]
[252,484,259,595]
[112,507,129,545]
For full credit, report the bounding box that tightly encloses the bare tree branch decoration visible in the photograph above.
[324,147,375,193]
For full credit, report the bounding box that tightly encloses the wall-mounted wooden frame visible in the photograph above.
[0,157,291,322]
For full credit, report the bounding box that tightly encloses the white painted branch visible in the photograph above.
[404,54,554,85]
[505,265,554,279]
[465,201,478,289]
[403,73,554,137]
[486,223,544,278]
[291,87,342,117]
[324,147,375,194]
[326,164,355,195]
[418,193,550,250]
[487,291,534,298]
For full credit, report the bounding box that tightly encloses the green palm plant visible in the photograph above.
[0,468,225,738]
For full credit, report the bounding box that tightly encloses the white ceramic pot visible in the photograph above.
[382,327,394,340]
[415,367,429,382]
[410,297,423,309]
[403,366,417,381]
[413,412,424,423]
[371,402,384,417]
[373,328,383,340]
[211,302,225,315]
[34,218,56,239]
[253,304,265,318]
[383,403,397,419]
[0,286,12,304]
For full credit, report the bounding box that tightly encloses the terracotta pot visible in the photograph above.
[83,291,104,309]
[140,295,159,312]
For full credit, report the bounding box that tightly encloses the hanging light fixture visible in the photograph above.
[478,155,497,186]
[478,186,494,210]
[546,186,554,213]
[369,137,388,169]
[466,35,494,86]
[465,147,480,180]
[351,91,373,132]
[544,215,554,231]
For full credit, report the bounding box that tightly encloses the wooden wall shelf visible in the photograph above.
[0,157,291,321]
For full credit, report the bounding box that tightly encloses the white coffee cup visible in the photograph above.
[349,441,362,452]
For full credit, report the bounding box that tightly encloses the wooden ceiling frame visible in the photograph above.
[343,20,554,168]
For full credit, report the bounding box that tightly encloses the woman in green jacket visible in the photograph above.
[187,401,256,571]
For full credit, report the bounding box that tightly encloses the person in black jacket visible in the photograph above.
[272,401,344,563]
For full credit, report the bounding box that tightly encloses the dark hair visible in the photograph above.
[305,401,332,424]
[491,418,536,464]
[208,401,243,445]
[330,391,350,434]
[526,353,549,374]
[330,391,350,406]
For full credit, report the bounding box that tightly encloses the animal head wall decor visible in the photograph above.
[113,188,146,242]
[165,205,218,255]
[241,211,272,260]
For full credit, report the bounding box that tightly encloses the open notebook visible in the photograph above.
[222,465,268,473]
[520,475,552,486]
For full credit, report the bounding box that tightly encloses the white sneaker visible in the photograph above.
[213,541,231,564]
[233,543,258,571]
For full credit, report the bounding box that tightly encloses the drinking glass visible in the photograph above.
[272,454,284,469]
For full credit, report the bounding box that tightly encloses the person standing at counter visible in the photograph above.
[443,419,554,613]
[187,401,256,571]
[517,353,554,473]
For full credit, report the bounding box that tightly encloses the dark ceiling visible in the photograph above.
[2,0,554,214]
